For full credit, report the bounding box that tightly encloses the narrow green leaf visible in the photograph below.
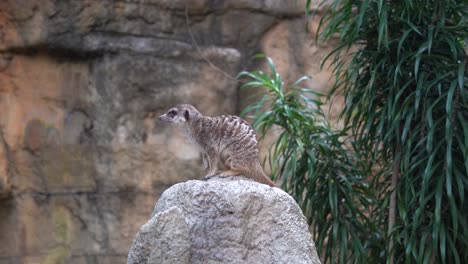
[457,61,465,89]
[356,0,369,32]
[446,80,457,115]
[427,25,434,53]
[440,223,446,260]
[377,2,388,49]
[406,20,422,35]
[306,0,312,16]
[414,54,422,78]
[435,175,444,226]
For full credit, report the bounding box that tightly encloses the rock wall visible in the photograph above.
[0,0,336,262]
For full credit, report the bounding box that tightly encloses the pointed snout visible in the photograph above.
[158,113,169,122]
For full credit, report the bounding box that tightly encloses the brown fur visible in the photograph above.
[159,104,276,187]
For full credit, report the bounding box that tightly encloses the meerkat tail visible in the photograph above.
[220,166,276,187]
[257,170,276,188]
[245,163,276,188]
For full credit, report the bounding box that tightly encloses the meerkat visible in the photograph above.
[159,104,276,187]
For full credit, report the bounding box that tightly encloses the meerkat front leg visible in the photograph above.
[202,152,210,174]
[204,149,220,180]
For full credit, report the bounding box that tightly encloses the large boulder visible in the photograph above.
[128,176,321,264]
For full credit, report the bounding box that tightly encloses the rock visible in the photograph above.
[128,176,321,264]
[127,207,190,264]
[0,129,11,196]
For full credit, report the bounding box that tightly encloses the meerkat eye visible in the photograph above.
[168,110,177,117]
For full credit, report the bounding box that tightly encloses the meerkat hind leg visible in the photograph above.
[218,156,243,178]
[218,169,242,177]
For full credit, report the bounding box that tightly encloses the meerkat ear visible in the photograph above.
[184,110,190,121]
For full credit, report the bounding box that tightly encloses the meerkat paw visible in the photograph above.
[204,171,222,180]
[204,174,216,180]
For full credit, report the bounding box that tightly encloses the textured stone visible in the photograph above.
[23,119,61,152]
[0,191,158,263]
[0,129,11,196]
[127,207,190,264]
[0,0,308,52]
[128,176,321,264]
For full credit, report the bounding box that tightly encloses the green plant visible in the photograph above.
[239,55,383,263]
[311,0,468,262]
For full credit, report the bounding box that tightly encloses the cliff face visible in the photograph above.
[0,0,337,262]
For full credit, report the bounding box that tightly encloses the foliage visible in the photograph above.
[238,55,384,263]
[310,0,468,262]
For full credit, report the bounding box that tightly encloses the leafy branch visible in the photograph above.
[239,54,383,263]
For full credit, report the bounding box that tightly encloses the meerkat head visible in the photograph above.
[159,104,201,125]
